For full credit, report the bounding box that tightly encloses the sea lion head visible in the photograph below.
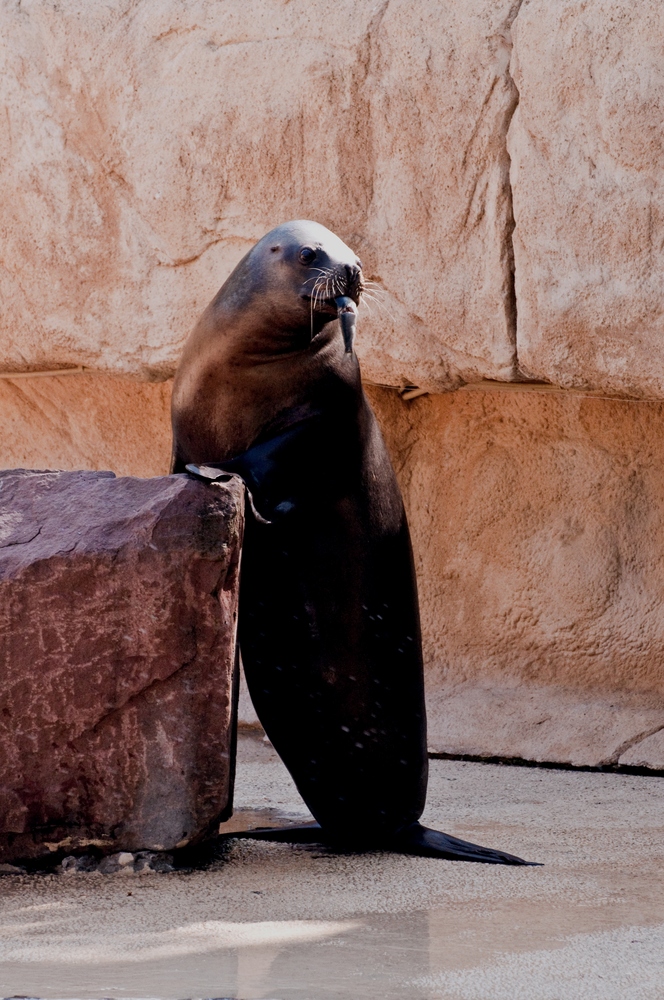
[232,220,364,354]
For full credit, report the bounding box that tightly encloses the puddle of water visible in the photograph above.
[2,743,663,1000]
[2,895,664,1000]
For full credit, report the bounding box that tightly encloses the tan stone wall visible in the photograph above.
[0,0,521,391]
[510,0,664,398]
[0,374,172,477]
[366,385,664,768]
[4,0,663,398]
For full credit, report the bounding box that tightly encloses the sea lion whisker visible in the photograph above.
[362,291,395,321]
[304,269,333,290]
[361,290,387,308]
[311,274,327,307]
[303,267,333,286]
[362,284,387,299]
[314,275,328,310]
[362,289,388,305]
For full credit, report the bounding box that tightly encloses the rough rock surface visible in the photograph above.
[510,0,664,397]
[2,0,663,399]
[0,0,520,391]
[0,470,244,863]
[366,385,664,768]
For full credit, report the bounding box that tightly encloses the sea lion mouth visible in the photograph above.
[300,292,359,354]
[300,294,340,315]
[301,262,363,353]
[334,296,358,354]
[302,264,363,310]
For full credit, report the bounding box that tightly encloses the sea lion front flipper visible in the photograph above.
[224,822,323,844]
[184,416,328,524]
[394,823,540,866]
[184,464,271,525]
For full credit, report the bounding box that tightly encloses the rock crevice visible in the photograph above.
[500,0,523,373]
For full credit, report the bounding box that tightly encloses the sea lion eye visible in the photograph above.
[299,247,317,265]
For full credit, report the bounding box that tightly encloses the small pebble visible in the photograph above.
[60,850,173,874]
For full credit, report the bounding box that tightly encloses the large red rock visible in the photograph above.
[0,470,244,863]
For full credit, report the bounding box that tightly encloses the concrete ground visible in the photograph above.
[0,730,662,1000]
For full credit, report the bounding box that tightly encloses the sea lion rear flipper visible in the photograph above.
[394,823,540,866]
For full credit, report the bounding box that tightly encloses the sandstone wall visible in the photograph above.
[3,0,662,396]
[510,0,664,398]
[0,374,171,477]
[366,385,664,768]
[1,0,663,767]
[0,0,523,390]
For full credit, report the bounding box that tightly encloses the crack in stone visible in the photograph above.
[600,722,664,767]
[77,647,203,746]
[0,524,42,548]
[155,236,227,268]
[501,0,525,375]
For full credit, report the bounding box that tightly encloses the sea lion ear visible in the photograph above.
[270,245,281,253]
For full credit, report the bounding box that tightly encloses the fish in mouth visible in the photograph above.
[301,254,364,354]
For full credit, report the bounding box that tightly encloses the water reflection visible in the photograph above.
[1,904,664,999]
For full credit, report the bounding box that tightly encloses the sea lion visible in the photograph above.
[172,220,533,864]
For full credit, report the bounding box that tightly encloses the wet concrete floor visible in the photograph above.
[0,730,662,999]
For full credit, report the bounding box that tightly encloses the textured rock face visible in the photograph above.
[366,385,664,768]
[0,0,519,390]
[2,0,663,399]
[510,0,664,397]
[0,470,243,862]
